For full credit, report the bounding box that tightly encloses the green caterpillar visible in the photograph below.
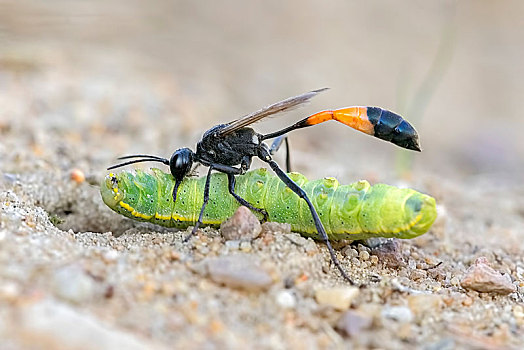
[100,168,437,240]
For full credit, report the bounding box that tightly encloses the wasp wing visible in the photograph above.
[217,88,328,137]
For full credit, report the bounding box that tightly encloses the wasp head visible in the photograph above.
[169,148,195,182]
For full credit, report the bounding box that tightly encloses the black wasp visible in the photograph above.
[108,88,420,283]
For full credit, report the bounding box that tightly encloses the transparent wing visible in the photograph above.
[217,88,328,137]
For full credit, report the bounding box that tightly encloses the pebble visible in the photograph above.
[381,306,414,323]
[206,255,275,291]
[428,266,446,282]
[52,265,97,304]
[357,244,368,252]
[370,240,405,268]
[370,255,379,265]
[450,276,460,286]
[285,233,308,246]
[2,173,17,184]
[407,294,443,320]
[460,257,516,294]
[336,310,373,337]
[0,281,20,302]
[362,237,389,249]
[315,287,360,311]
[359,250,370,261]
[275,290,297,309]
[304,240,319,255]
[196,244,211,255]
[408,259,416,269]
[397,323,413,340]
[18,299,164,350]
[101,250,119,263]
[224,240,241,250]
[513,305,524,326]
[239,241,252,252]
[462,296,474,307]
[342,247,358,258]
[261,222,291,235]
[70,168,86,183]
[220,206,262,241]
[410,269,428,281]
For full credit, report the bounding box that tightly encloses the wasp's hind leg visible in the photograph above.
[258,146,354,284]
[269,135,291,172]
[227,174,269,221]
[268,160,354,284]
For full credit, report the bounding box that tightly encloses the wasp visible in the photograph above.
[108,88,420,283]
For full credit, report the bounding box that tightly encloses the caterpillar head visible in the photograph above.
[399,193,437,238]
[101,172,125,209]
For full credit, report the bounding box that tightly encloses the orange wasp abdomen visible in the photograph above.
[302,107,420,151]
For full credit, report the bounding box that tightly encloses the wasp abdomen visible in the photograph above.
[366,107,421,151]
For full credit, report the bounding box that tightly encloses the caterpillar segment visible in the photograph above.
[101,168,437,240]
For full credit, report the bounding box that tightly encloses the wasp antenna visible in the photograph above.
[117,154,167,161]
[107,158,169,171]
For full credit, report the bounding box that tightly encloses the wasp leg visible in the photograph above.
[269,135,291,172]
[257,148,354,285]
[240,155,252,174]
[183,166,214,242]
[182,162,248,242]
[194,159,268,218]
[172,179,182,203]
[187,163,201,177]
[227,174,269,221]
[200,162,243,175]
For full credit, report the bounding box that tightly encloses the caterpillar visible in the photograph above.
[100,168,437,240]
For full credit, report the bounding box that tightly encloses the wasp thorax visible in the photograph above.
[169,148,194,181]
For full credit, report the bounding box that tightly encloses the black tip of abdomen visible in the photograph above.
[392,120,421,151]
[369,108,421,151]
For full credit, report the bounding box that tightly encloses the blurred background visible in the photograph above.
[1,3,524,348]
[1,0,523,183]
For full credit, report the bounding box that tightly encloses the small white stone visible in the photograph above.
[0,282,20,302]
[382,306,414,323]
[102,250,119,263]
[225,240,240,250]
[239,241,252,252]
[207,255,275,291]
[359,251,370,261]
[513,305,524,319]
[52,265,96,304]
[275,290,297,309]
[20,299,159,349]
[315,287,360,311]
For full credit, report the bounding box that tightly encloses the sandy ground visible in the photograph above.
[1,1,524,349]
